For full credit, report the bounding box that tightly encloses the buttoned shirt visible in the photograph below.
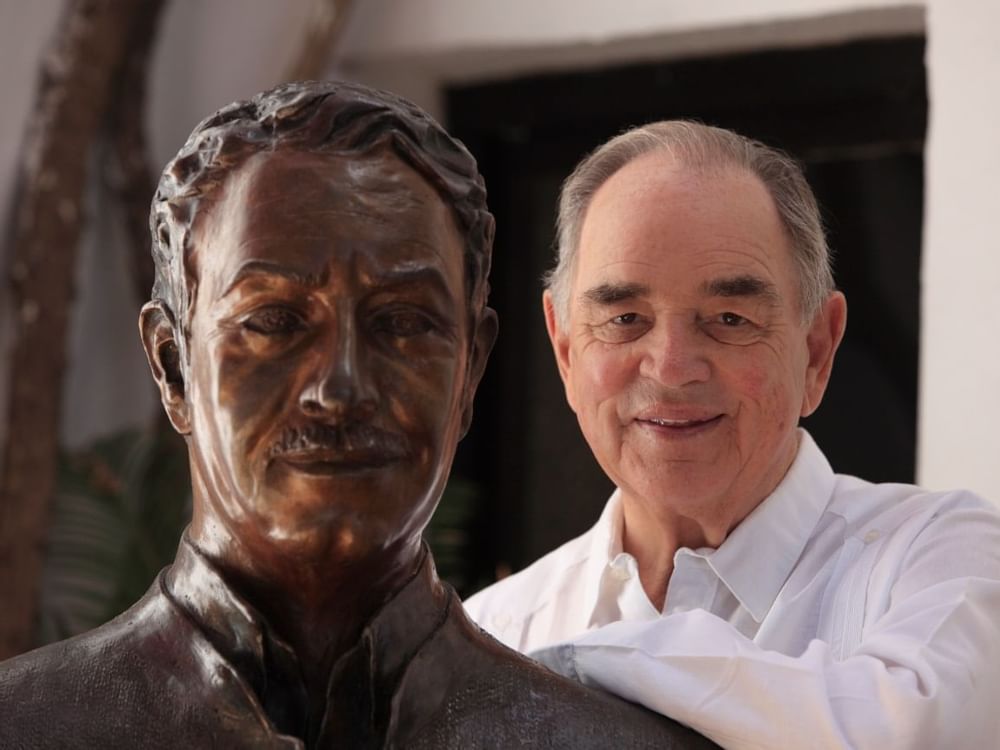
[464,431,1000,748]
[1,536,717,749]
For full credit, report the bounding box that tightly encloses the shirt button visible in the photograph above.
[863,530,881,544]
[492,613,511,631]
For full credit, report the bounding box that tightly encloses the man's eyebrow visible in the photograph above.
[222,260,324,295]
[702,275,780,302]
[581,282,649,306]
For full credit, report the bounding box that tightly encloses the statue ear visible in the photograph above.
[460,307,498,437]
[139,301,191,435]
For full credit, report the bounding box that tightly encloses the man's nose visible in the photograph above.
[639,315,712,387]
[298,318,377,421]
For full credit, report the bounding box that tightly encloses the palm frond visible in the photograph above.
[37,423,190,646]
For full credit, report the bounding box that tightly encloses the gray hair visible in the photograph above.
[546,120,833,326]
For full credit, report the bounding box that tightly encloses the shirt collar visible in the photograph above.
[582,429,835,625]
[582,489,628,620]
[701,429,836,622]
[164,536,450,745]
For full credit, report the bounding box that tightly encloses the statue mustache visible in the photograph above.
[270,422,410,459]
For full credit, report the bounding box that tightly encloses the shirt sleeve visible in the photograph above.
[530,505,1000,749]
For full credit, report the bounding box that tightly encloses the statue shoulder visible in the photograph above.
[396,596,720,749]
[0,584,201,747]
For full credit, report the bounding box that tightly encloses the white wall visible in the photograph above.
[3,0,999,502]
[919,0,1000,495]
[338,0,923,117]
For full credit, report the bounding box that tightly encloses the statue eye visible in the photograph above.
[372,308,436,338]
[242,307,306,335]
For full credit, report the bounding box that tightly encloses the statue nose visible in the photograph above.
[298,323,377,420]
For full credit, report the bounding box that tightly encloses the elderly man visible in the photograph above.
[0,84,717,749]
[465,121,1000,748]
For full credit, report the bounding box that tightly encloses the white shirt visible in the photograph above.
[464,431,1000,749]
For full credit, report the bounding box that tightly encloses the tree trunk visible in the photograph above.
[284,0,358,82]
[0,0,157,661]
[102,0,168,305]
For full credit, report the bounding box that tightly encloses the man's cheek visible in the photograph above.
[736,367,797,432]
[579,349,632,404]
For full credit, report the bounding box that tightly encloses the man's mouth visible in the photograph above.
[636,414,724,432]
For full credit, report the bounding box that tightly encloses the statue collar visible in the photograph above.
[164,534,451,747]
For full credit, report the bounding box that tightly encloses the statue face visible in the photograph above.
[180,147,479,560]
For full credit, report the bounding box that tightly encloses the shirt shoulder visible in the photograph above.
[817,477,1000,651]
[827,473,1000,541]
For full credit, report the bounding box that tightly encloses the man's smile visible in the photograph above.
[637,414,723,433]
[633,403,725,430]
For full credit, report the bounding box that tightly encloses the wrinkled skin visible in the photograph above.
[545,153,846,602]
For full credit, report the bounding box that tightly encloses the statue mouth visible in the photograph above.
[270,422,410,472]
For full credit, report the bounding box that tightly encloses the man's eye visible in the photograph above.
[242,307,306,335]
[719,312,747,327]
[704,311,763,346]
[592,311,650,343]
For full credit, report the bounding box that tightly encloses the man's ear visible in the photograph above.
[459,307,499,437]
[800,291,847,417]
[139,301,191,435]
[543,290,576,414]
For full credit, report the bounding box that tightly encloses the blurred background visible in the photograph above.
[1,0,998,661]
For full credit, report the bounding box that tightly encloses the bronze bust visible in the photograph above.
[0,81,717,749]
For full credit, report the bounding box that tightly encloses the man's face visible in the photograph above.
[546,153,843,537]
[178,148,486,559]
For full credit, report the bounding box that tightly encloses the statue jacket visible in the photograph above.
[0,538,716,749]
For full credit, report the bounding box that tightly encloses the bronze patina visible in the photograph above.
[0,81,718,749]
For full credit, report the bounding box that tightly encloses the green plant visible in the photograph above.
[37,423,190,645]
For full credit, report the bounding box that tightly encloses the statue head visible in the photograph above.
[139,81,497,568]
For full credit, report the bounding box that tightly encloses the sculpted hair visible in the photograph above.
[150,80,494,340]
[547,120,833,326]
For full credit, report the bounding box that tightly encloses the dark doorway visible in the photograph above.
[446,36,926,583]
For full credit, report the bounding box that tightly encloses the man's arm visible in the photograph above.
[532,504,1000,749]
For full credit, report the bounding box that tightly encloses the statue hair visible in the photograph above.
[150,80,494,343]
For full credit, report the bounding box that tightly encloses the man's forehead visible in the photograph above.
[572,154,798,310]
